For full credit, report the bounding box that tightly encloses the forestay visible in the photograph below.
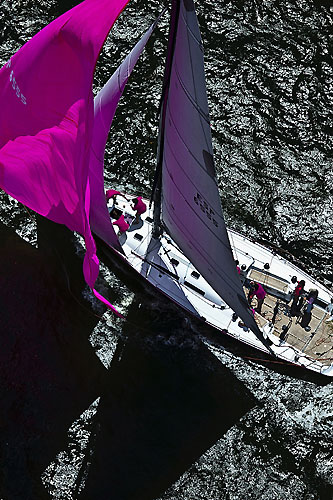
[160,0,272,347]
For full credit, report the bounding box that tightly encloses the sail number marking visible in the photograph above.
[194,192,218,227]
[6,59,27,105]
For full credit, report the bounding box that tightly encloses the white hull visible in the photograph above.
[106,196,333,377]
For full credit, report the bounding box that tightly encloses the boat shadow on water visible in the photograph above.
[5,217,327,500]
[98,237,332,387]
[0,219,108,500]
[0,219,256,500]
[79,296,257,500]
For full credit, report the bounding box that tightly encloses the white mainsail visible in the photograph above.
[158,0,272,349]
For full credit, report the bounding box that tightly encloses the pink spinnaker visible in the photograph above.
[0,0,130,316]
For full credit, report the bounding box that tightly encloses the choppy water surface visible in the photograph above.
[0,1,332,499]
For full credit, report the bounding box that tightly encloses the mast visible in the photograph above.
[150,0,276,355]
[152,0,180,238]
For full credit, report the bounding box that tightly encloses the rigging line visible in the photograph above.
[131,248,228,309]
[25,219,179,332]
[250,310,325,362]
[130,250,179,279]
[23,204,36,221]
[161,204,277,355]
[21,209,174,327]
[162,200,242,293]
[125,222,161,257]
[173,62,210,124]
[159,239,181,274]
[315,344,333,356]
[128,230,151,254]
[145,239,162,258]
[151,0,180,210]
[276,343,318,364]
[25,208,330,369]
[21,204,271,355]
[315,335,333,346]
[204,338,320,370]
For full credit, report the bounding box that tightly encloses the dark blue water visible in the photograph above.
[0,1,332,499]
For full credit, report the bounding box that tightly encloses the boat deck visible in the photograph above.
[108,195,333,374]
[248,283,333,370]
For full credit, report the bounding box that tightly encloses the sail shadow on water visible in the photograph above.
[0,219,108,500]
[79,296,257,500]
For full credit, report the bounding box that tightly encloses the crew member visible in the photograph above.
[132,196,147,224]
[290,279,305,316]
[248,281,266,314]
[112,214,129,234]
[300,289,318,329]
[105,189,121,202]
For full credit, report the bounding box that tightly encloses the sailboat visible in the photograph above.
[90,0,333,377]
[0,0,332,376]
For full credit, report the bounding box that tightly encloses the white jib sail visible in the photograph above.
[89,15,162,250]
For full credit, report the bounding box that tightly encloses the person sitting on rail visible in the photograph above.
[247,281,266,314]
[112,214,129,235]
[132,196,147,224]
[105,189,121,202]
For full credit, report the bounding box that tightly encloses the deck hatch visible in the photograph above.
[191,271,200,279]
[250,267,290,284]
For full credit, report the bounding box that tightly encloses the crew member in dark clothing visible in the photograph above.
[290,279,305,316]
[300,289,318,329]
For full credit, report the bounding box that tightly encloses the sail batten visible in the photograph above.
[162,172,226,249]
[174,64,210,123]
[165,104,219,188]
